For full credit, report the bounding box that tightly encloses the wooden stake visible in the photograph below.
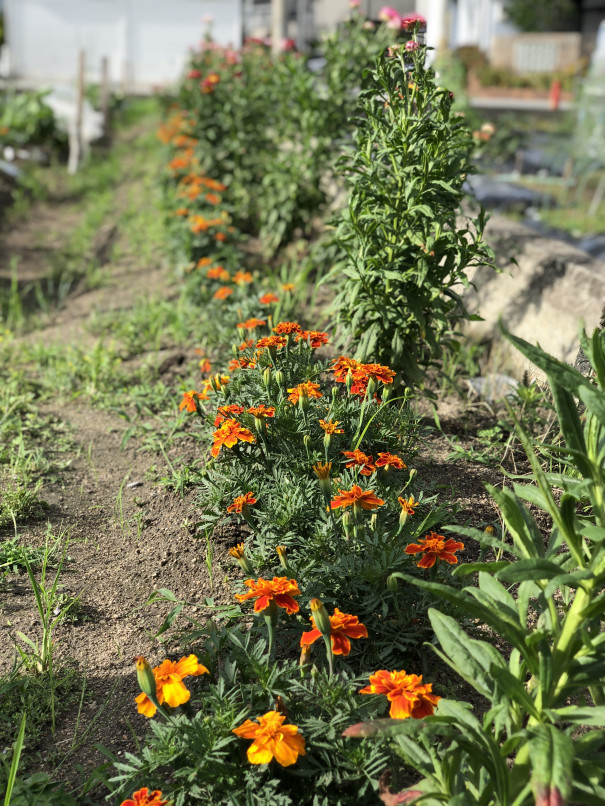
[68,49,86,174]
[272,0,286,56]
[101,56,111,139]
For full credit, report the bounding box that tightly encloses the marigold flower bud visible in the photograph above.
[387,574,398,593]
[276,545,288,570]
[484,525,495,536]
[309,598,332,638]
[370,513,378,530]
[331,386,338,401]
[367,376,377,398]
[135,656,157,702]
[382,386,392,403]
[229,543,254,575]
[299,644,312,676]
[345,370,354,393]
[323,432,332,452]
[232,343,239,357]
[274,370,285,388]
[342,509,352,539]
[303,435,312,450]
[210,374,222,392]
[262,367,272,391]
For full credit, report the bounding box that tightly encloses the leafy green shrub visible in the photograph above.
[328,35,494,384]
[345,326,605,804]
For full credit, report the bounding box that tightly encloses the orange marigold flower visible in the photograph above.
[237,318,266,330]
[330,357,368,395]
[120,787,170,806]
[213,286,233,300]
[239,338,254,351]
[300,608,368,656]
[363,363,396,385]
[296,330,329,348]
[207,266,230,281]
[215,232,227,241]
[199,358,212,375]
[232,710,306,767]
[273,321,302,335]
[287,381,322,405]
[227,492,257,513]
[360,670,440,719]
[247,405,275,418]
[135,655,209,718]
[259,293,279,304]
[233,270,253,285]
[211,419,255,457]
[205,192,221,205]
[179,390,204,412]
[256,335,287,350]
[319,419,344,434]
[235,577,300,614]
[342,449,376,476]
[331,356,363,382]
[201,73,220,93]
[197,257,213,268]
[331,485,384,511]
[214,404,244,426]
[174,207,189,217]
[229,357,256,371]
[376,453,407,471]
[405,532,464,568]
[281,283,295,292]
[398,495,419,515]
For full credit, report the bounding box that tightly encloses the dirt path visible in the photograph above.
[0,117,234,794]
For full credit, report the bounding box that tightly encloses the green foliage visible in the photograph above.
[346,326,605,804]
[505,0,579,32]
[108,623,394,805]
[166,14,397,260]
[329,40,494,384]
[0,90,61,148]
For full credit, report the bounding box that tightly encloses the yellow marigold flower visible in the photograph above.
[135,655,208,718]
[211,419,255,457]
[287,381,322,405]
[319,420,343,435]
[232,711,306,766]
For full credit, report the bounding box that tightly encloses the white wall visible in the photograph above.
[5,0,242,88]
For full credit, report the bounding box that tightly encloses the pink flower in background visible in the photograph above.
[378,6,402,28]
[202,14,213,24]
[405,41,420,51]
[401,13,426,31]
[349,0,361,7]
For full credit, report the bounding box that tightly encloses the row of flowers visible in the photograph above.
[119,14,461,805]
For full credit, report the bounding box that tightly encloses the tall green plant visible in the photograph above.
[329,32,494,384]
[345,326,605,805]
